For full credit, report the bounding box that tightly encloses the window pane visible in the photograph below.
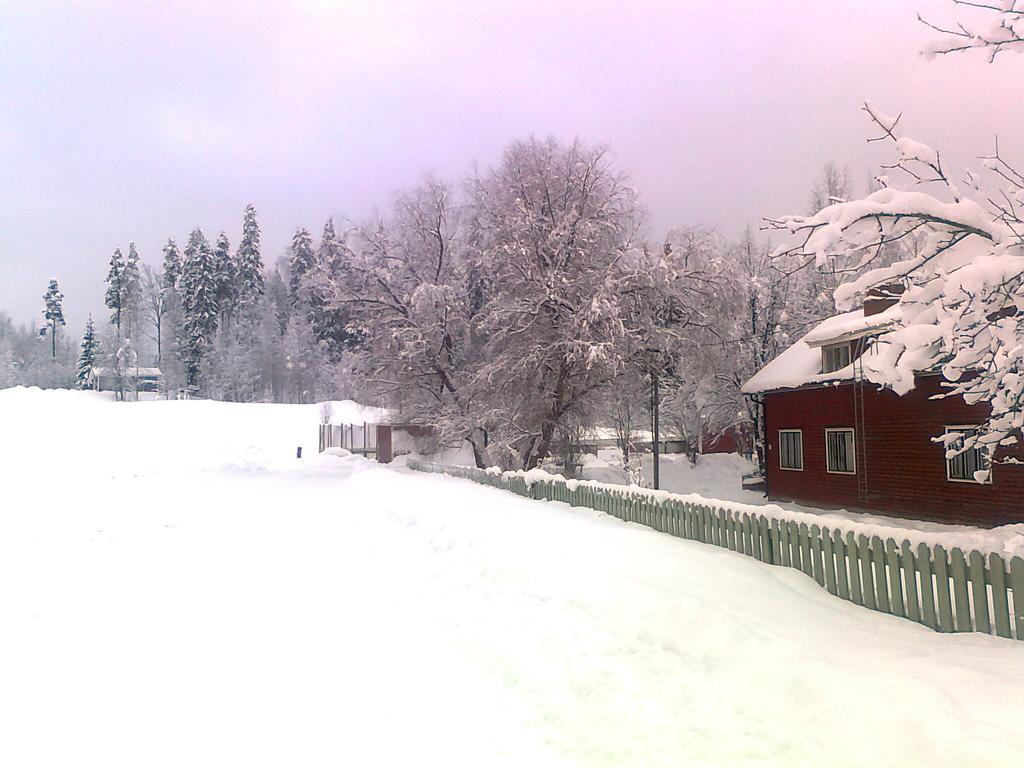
[827,429,855,472]
[946,428,990,482]
[780,431,801,469]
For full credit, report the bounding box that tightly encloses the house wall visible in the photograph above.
[763,375,1024,526]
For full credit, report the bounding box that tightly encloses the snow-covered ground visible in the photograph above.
[2,387,1023,767]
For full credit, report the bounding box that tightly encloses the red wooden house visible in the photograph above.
[742,296,1024,527]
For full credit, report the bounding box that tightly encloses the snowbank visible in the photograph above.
[2,386,1024,766]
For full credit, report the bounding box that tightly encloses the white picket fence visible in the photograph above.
[407,459,1024,641]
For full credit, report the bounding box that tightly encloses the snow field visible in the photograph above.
[1,388,1023,766]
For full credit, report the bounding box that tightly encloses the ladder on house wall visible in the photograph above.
[852,341,870,503]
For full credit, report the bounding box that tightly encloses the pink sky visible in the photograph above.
[1,0,1021,328]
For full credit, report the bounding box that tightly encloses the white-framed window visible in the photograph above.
[825,428,856,474]
[778,430,803,471]
[822,342,852,374]
[944,426,992,484]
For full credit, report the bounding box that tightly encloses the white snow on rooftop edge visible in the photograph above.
[742,308,897,394]
[802,304,899,346]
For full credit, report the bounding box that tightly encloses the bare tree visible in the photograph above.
[920,1,1024,61]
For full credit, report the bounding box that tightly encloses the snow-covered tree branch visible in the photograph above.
[766,98,1024,454]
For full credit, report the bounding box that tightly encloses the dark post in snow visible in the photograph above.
[651,366,660,491]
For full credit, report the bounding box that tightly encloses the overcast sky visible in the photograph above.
[1,0,1021,330]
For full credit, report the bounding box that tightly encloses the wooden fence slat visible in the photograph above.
[725,513,736,551]
[858,535,876,611]
[950,548,972,632]
[885,539,905,618]
[769,520,782,565]
[834,530,850,600]
[751,514,763,561]
[790,522,803,573]
[780,522,791,568]
[846,533,862,605]
[917,543,938,630]
[810,525,825,587]
[968,550,991,635]
[799,524,813,579]
[1010,557,1024,640]
[822,529,837,595]
[900,541,920,624]
[933,545,955,633]
[871,535,891,614]
[990,554,1012,639]
[759,516,772,563]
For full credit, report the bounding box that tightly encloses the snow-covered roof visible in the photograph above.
[741,307,897,395]
[802,304,899,347]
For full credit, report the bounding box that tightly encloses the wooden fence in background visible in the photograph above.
[407,459,1024,641]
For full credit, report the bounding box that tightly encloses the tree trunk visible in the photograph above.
[526,359,571,470]
[651,367,660,490]
[469,427,491,469]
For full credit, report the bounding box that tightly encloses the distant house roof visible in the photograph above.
[93,366,163,377]
[741,306,901,395]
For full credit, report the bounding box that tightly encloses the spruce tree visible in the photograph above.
[213,231,237,329]
[235,204,264,317]
[123,242,143,340]
[104,248,126,333]
[159,238,186,392]
[162,238,182,290]
[309,217,359,360]
[179,228,220,389]
[288,227,315,309]
[76,315,101,389]
[40,278,66,359]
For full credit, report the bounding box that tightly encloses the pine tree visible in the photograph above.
[179,228,220,389]
[235,204,264,317]
[160,238,186,392]
[288,227,316,309]
[76,315,101,389]
[309,217,358,360]
[40,278,66,359]
[104,248,126,333]
[162,238,182,290]
[266,267,291,335]
[213,231,237,329]
[122,242,143,340]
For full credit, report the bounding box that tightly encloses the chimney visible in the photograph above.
[863,282,904,317]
